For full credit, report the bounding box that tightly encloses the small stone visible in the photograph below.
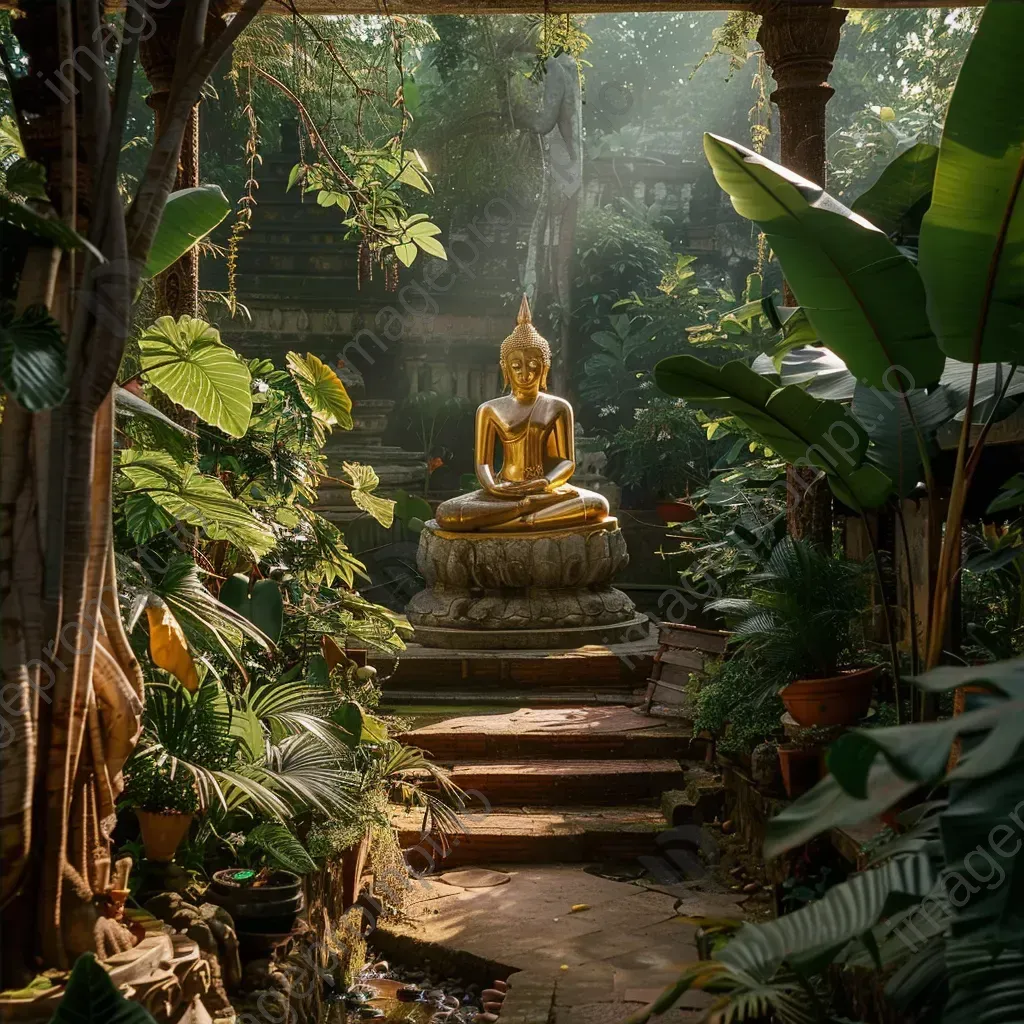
[483,1001,502,1014]
[722,820,735,834]
[730,885,742,892]
[493,981,508,993]
[743,882,760,894]
[552,917,559,922]
[481,989,505,1003]
[560,964,569,971]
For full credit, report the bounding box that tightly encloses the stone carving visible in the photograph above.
[407,522,642,648]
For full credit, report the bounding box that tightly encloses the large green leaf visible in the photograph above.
[219,575,284,643]
[851,143,939,238]
[119,449,274,557]
[0,303,67,411]
[718,853,935,982]
[243,822,317,875]
[139,316,253,438]
[343,462,396,527]
[918,0,1024,364]
[703,133,944,390]
[852,383,956,498]
[944,940,1024,1024]
[765,757,921,859]
[286,351,353,429]
[655,356,892,509]
[144,185,231,279]
[49,953,157,1024]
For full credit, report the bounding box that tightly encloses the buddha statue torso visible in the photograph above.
[435,297,614,535]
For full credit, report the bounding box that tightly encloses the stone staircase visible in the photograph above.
[392,706,709,867]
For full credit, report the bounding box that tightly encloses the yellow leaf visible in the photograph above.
[146,600,199,692]
[570,903,590,913]
[879,106,896,122]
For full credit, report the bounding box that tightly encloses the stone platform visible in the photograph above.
[407,521,639,650]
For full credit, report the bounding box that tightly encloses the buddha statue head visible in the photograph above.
[500,295,551,396]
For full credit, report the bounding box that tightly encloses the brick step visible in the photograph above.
[371,640,655,692]
[380,689,642,711]
[448,759,686,806]
[397,706,702,763]
[393,805,671,867]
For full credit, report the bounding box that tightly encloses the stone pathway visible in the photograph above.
[383,864,748,1023]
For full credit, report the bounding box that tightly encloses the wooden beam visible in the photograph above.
[228,0,986,11]
[4,1,985,14]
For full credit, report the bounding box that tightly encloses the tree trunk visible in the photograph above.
[0,0,265,983]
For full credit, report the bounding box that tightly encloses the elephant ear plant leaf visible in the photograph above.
[702,132,945,391]
[138,316,254,438]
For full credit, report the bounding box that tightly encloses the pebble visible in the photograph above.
[493,980,508,993]
[483,1001,502,1014]
[722,820,736,834]
[742,882,760,894]
[481,989,505,1003]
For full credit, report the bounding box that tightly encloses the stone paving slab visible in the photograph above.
[385,864,739,1023]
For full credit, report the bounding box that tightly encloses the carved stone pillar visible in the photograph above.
[757,1,846,548]
[139,3,227,319]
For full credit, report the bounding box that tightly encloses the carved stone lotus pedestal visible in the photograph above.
[407,521,645,650]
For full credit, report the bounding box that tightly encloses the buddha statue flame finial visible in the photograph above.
[500,294,551,368]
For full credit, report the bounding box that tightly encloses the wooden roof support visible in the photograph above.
[220,0,983,11]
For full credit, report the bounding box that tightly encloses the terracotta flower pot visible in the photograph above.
[656,499,697,525]
[780,666,880,728]
[777,744,824,798]
[137,810,194,863]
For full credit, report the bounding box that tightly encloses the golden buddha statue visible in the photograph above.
[435,296,614,534]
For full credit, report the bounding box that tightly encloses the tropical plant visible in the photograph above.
[627,657,1024,1024]
[48,953,158,1024]
[708,538,871,685]
[657,0,1024,687]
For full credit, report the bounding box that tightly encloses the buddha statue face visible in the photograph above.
[503,345,549,397]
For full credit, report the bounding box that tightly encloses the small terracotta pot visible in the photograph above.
[137,810,194,863]
[780,666,879,728]
[656,499,697,525]
[777,744,824,798]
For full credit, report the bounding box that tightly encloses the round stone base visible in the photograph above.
[407,520,640,649]
[410,614,651,651]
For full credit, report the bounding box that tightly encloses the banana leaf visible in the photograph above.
[655,355,892,509]
[851,142,938,239]
[918,0,1024,365]
[703,132,945,391]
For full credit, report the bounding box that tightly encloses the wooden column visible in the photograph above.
[757,1,846,548]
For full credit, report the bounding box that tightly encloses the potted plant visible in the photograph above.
[124,756,200,863]
[708,538,878,729]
